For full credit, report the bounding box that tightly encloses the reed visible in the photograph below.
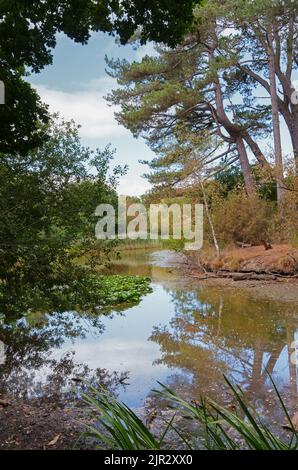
[82,375,298,450]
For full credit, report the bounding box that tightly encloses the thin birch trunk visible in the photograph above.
[200,180,220,258]
[267,28,285,204]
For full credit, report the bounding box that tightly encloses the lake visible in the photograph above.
[1,249,298,430]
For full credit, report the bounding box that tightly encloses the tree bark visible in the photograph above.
[290,107,298,173]
[267,28,285,204]
[239,14,297,175]
[211,54,256,195]
[206,24,261,194]
[242,132,270,169]
[235,136,256,195]
[200,181,220,258]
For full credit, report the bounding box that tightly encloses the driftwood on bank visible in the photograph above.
[190,270,298,282]
[261,239,272,250]
[236,240,273,250]
[236,241,252,248]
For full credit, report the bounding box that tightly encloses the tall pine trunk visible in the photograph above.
[267,28,285,204]
[235,136,256,195]
[212,65,256,195]
[290,107,298,174]
[208,25,256,196]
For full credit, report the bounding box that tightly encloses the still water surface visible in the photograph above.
[1,250,298,424]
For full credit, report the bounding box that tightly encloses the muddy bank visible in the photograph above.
[0,398,92,450]
[179,245,298,303]
[186,275,298,303]
[148,248,298,302]
[197,244,298,275]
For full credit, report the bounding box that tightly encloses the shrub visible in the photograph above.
[210,191,274,246]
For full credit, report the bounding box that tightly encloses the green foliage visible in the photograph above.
[211,191,274,245]
[156,376,298,450]
[0,117,127,316]
[84,375,298,450]
[107,0,298,198]
[215,165,278,201]
[105,0,274,193]
[0,68,49,155]
[82,384,171,450]
[0,0,199,155]
[73,274,153,309]
[0,271,152,318]
[116,239,163,251]
[0,1,198,73]
[162,238,186,251]
[214,165,244,196]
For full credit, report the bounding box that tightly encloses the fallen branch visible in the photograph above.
[236,241,252,248]
[189,270,298,281]
[261,240,272,250]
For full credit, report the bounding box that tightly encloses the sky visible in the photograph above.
[28,31,295,196]
[28,32,157,196]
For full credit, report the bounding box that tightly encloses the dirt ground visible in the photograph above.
[187,274,298,302]
[187,243,298,302]
[221,244,297,262]
[0,399,93,450]
[197,244,298,275]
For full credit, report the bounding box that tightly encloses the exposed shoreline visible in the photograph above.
[195,244,298,276]
[182,244,298,303]
[186,274,298,303]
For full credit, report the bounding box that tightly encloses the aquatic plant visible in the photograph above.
[0,273,152,319]
[73,274,152,309]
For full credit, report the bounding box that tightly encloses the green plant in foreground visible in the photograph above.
[82,375,298,450]
[82,384,173,450]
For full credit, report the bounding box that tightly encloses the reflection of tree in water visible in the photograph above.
[149,287,298,424]
[0,311,128,402]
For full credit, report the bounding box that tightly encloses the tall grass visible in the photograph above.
[82,384,173,450]
[82,376,298,450]
[116,239,163,251]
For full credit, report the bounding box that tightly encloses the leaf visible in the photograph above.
[283,412,298,432]
[0,399,11,407]
[47,434,61,446]
[292,413,298,431]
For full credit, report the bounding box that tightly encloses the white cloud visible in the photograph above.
[32,78,154,196]
[117,173,151,196]
[80,76,117,93]
[33,82,127,140]
[135,42,158,61]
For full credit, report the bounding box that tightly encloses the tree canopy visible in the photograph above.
[0,0,201,154]
[106,0,298,200]
[0,0,199,72]
[0,117,126,313]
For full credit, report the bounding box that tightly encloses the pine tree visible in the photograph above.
[106,1,272,194]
